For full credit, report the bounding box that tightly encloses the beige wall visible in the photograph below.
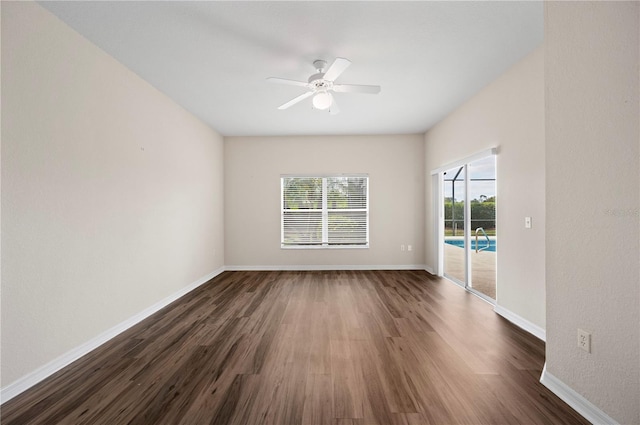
[1,2,224,387]
[545,2,639,423]
[424,46,545,329]
[224,135,425,268]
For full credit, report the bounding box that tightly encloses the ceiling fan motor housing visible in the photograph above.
[308,74,332,91]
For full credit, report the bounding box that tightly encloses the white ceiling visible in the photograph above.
[40,1,543,137]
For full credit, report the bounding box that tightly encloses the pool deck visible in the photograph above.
[444,242,496,300]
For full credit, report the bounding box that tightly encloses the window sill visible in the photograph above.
[281,245,369,250]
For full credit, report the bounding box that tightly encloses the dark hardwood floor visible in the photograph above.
[1,270,588,425]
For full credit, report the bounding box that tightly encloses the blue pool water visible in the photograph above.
[445,239,497,252]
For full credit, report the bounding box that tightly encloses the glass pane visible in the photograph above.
[469,156,496,299]
[282,211,322,245]
[443,166,466,284]
[282,177,322,209]
[328,211,367,245]
[327,177,367,209]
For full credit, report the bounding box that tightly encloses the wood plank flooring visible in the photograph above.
[1,270,589,425]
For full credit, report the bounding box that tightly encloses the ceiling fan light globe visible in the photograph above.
[312,92,332,110]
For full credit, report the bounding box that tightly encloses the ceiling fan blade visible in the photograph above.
[323,57,351,81]
[333,84,381,94]
[267,77,309,87]
[277,91,313,110]
[329,95,340,115]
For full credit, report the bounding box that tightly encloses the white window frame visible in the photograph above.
[281,174,369,249]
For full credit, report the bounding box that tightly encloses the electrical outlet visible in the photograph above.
[525,216,532,229]
[578,329,591,353]
[408,245,412,251]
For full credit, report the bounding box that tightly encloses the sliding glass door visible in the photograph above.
[440,154,496,302]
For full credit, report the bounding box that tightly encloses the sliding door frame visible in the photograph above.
[431,148,497,300]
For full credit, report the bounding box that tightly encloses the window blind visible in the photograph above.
[281,175,369,248]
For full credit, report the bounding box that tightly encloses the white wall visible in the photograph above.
[224,135,425,268]
[545,2,639,424]
[1,2,224,388]
[424,46,545,329]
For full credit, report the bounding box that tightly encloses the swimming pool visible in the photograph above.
[445,239,497,252]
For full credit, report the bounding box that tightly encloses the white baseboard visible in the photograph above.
[0,266,225,404]
[424,264,435,274]
[225,264,429,271]
[540,363,618,425]
[494,304,546,341]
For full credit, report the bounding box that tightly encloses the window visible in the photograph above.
[281,175,369,248]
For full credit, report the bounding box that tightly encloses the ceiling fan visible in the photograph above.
[267,58,381,115]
